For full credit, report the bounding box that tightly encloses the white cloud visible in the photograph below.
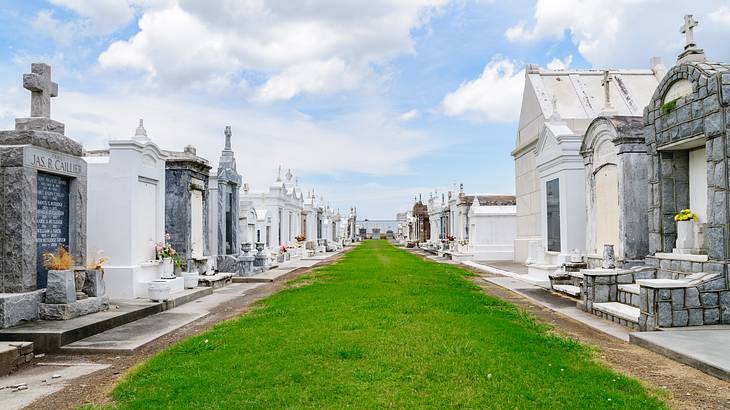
[398,109,420,121]
[505,0,730,67]
[441,58,524,121]
[96,0,448,99]
[31,10,76,47]
[709,6,730,26]
[254,58,360,102]
[48,0,136,34]
[546,55,572,70]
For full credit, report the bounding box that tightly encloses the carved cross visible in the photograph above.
[680,14,698,49]
[23,63,58,118]
[224,126,232,150]
[601,70,613,110]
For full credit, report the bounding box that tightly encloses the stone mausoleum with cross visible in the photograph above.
[0,63,87,327]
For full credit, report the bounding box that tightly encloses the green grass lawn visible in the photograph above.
[109,240,664,409]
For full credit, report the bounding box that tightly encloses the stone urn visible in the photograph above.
[601,244,615,269]
[241,242,252,255]
[83,269,106,297]
[181,272,199,289]
[255,242,265,255]
[46,270,76,304]
[161,257,175,279]
[676,220,695,250]
[148,281,171,301]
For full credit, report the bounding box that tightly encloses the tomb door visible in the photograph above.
[225,189,233,254]
[191,189,204,259]
[136,178,158,263]
[36,172,70,289]
[594,164,620,255]
[546,178,561,252]
[689,148,707,223]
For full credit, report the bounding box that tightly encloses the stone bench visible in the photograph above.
[549,271,583,298]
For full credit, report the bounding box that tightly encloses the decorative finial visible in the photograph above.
[276,165,282,182]
[286,168,293,182]
[224,126,232,150]
[133,118,150,143]
[549,94,561,121]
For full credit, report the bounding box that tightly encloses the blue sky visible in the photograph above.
[1,1,730,219]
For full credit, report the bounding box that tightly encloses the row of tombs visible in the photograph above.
[0,63,358,330]
[536,18,730,331]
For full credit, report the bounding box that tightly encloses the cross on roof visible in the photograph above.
[680,14,698,50]
[23,63,58,118]
[601,70,613,111]
[224,126,232,150]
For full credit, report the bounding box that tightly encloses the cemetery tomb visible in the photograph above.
[85,119,170,299]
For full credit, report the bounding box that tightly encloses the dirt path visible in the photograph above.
[23,251,350,410]
[466,266,730,410]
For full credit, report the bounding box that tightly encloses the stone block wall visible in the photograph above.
[639,272,730,330]
[644,63,730,259]
[644,256,725,279]
[581,271,637,311]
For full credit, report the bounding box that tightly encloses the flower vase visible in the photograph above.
[676,220,695,251]
[161,257,175,279]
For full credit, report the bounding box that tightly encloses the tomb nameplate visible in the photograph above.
[24,146,86,178]
[36,172,70,288]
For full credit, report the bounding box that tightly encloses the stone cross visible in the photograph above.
[23,63,58,118]
[601,70,613,110]
[224,126,232,150]
[680,14,698,49]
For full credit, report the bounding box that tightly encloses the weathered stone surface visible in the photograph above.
[671,288,685,309]
[38,295,108,320]
[0,130,81,156]
[0,290,43,328]
[81,269,105,297]
[673,309,689,326]
[685,287,700,307]
[688,308,703,326]
[45,270,75,304]
[658,302,673,327]
[701,292,719,306]
[703,307,720,325]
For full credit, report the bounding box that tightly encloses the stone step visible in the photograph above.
[0,341,34,376]
[618,284,640,294]
[0,287,212,353]
[593,302,640,324]
[552,284,581,297]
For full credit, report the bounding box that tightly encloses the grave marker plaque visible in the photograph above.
[36,172,70,288]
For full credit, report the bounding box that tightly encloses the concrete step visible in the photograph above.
[0,287,212,353]
[593,302,640,324]
[552,284,581,297]
[60,283,263,354]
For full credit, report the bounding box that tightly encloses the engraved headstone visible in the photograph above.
[0,63,87,328]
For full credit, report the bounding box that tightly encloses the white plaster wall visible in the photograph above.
[468,207,517,260]
[85,140,166,299]
[514,149,541,262]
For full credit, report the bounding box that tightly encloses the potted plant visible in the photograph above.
[674,209,698,250]
[155,233,178,279]
[83,250,107,297]
[42,246,76,304]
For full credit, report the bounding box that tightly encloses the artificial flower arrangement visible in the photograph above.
[86,250,108,278]
[280,244,289,253]
[43,245,74,270]
[458,239,469,246]
[295,234,306,243]
[446,235,456,242]
[674,209,698,222]
[155,233,181,268]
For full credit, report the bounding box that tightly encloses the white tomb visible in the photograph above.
[85,120,179,299]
